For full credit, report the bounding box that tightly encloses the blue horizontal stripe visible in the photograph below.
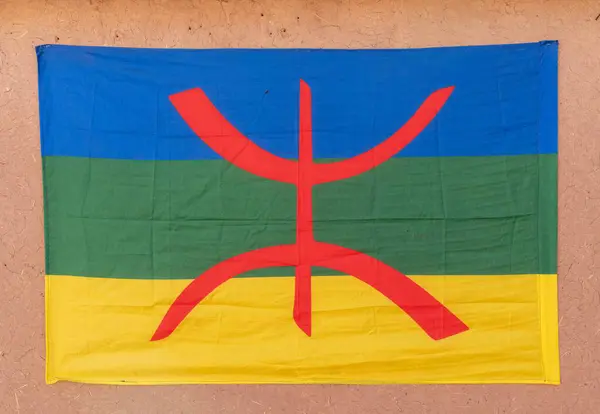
[37,41,557,160]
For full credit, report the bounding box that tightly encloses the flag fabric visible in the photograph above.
[38,41,559,384]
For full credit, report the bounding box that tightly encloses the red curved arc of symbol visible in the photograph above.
[169,86,454,184]
[151,244,297,342]
[311,242,469,340]
[312,86,454,184]
[169,90,298,184]
[151,242,468,342]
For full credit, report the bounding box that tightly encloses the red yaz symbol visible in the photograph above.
[151,81,468,341]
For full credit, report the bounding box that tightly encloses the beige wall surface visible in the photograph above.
[1,0,599,412]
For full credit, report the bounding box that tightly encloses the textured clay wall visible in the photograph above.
[1,0,599,412]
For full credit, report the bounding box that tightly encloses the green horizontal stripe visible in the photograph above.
[42,154,556,279]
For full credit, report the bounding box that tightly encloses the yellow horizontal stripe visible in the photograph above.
[46,274,559,384]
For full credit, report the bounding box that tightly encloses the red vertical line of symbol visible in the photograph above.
[294,80,313,336]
